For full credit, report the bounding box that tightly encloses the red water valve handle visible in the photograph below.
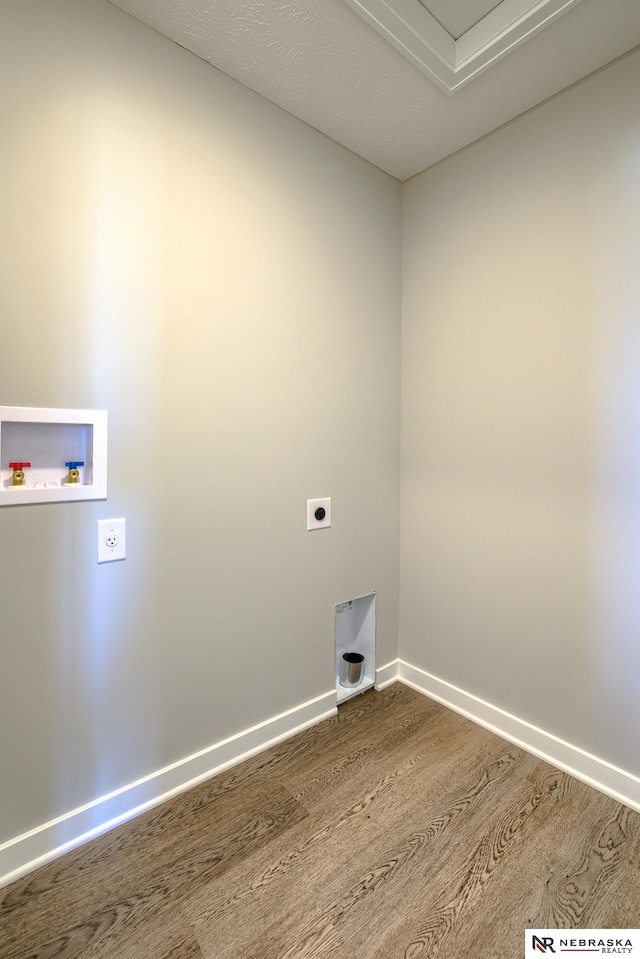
[9,462,31,470]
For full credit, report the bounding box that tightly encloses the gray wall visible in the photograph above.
[4,0,639,857]
[400,49,640,774]
[0,0,401,843]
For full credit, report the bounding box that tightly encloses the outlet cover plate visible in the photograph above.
[98,517,126,563]
[307,497,331,530]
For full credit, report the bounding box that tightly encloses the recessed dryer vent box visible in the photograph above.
[0,407,107,506]
[335,592,376,705]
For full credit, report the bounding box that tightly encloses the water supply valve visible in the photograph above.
[9,462,30,486]
[65,461,84,484]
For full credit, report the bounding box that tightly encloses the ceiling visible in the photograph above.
[107,0,640,180]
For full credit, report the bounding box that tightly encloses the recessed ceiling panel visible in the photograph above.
[418,0,503,39]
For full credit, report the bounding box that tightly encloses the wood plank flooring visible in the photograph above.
[2,683,640,958]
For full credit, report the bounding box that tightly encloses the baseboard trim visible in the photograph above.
[375,658,400,690]
[9,660,637,890]
[399,659,640,813]
[0,690,337,890]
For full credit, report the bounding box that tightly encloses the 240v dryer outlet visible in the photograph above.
[98,518,126,563]
[307,497,331,530]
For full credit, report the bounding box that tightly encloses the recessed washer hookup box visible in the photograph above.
[0,406,108,506]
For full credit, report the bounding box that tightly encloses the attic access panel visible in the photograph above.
[418,0,502,39]
[341,0,583,92]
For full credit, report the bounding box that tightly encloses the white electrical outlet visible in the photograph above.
[307,497,331,530]
[98,518,126,563]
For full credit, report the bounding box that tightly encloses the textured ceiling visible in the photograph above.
[107,0,640,180]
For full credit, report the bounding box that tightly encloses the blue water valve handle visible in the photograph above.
[65,461,85,484]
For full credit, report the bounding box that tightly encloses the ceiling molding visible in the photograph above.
[341,0,584,92]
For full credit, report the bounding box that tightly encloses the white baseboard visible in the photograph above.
[375,658,400,690]
[0,690,337,891]
[399,659,640,814]
[8,660,638,891]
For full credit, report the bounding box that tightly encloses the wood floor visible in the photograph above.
[3,683,640,959]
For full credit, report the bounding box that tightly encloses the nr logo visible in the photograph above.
[532,936,556,953]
